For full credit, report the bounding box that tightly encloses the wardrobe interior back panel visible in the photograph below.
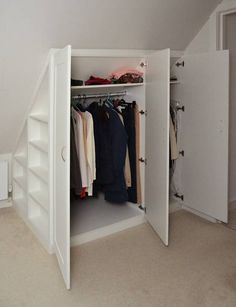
[71,57,145,82]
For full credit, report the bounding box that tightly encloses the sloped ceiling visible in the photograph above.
[0,0,221,154]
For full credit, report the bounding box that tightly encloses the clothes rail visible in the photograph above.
[72,91,127,100]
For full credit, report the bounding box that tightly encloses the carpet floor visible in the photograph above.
[1,207,236,307]
[226,204,236,231]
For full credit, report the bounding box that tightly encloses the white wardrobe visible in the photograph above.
[12,46,229,289]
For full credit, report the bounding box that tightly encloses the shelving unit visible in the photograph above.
[29,190,48,212]
[29,166,48,184]
[71,82,144,91]
[12,122,28,215]
[29,114,48,123]
[13,176,27,190]
[27,110,50,251]
[12,65,52,253]
[29,140,48,153]
[14,154,27,168]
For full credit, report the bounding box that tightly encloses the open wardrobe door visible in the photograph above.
[179,51,229,222]
[145,49,170,246]
[53,45,71,289]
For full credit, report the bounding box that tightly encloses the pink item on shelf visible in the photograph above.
[110,68,143,80]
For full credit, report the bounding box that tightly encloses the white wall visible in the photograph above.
[186,0,236,54]
[0,0,221,154]
[185,0,236,202]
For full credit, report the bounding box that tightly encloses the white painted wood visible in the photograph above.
[29,140,48,153]
[71,83,144,90]
[13,198,27,214]
[14,155,27,168]
[182,205,218,223]
[13,176,26,191]
[29,166,48,184]
[179,51,229,223]
[29,191,48,212]
[219,8,236,50]
[0,200,12,209]
[29,114,48,123]
[0,161,8,200]
[145,49,170,246]
[53,45,71,290]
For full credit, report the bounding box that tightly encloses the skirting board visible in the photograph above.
[71,214,146,247]
[182,204,218,223]
[0,200,12,209]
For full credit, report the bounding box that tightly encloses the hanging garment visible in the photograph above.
[134,103,142,204]
[122,104,137,203]
[117,112,132,188]
[88,102,115,186]
[70,118,82,195]
[71,108,88,189]
[103,106,128,203]
[84,111,96,196]
[170,116,179,161]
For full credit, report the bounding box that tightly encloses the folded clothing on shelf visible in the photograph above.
[110,68,144,84]
[71,79,84,86]
[85,76,112,86]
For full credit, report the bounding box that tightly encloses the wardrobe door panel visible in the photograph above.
[53,45,71,289]
[145,49,170,246]
[179,51,229,222]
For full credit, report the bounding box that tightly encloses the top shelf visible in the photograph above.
[72,81,179,90]
[71,83,144,90]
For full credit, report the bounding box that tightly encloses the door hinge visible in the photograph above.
[139,157,147,165]
[174,193,184,201]
[140,61,148,68]
[139,205,146,213]
[139,110,147,116]
[179,150,184,157]
[176,61,184,67]
[177,105,185,112]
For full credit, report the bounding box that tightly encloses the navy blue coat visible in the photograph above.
[88,103,128,203]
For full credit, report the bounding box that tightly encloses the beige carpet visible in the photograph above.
[1,208,236,307]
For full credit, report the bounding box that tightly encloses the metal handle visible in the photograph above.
[61,146,66,162]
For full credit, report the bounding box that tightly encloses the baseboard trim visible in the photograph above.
[71,214,146,247]
[0,200,12,209]
[182,205,218,223]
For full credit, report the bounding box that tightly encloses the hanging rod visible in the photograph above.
[72,91,127,100]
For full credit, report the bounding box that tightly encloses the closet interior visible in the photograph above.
[70,56,148,245]
[69,53,182,245]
